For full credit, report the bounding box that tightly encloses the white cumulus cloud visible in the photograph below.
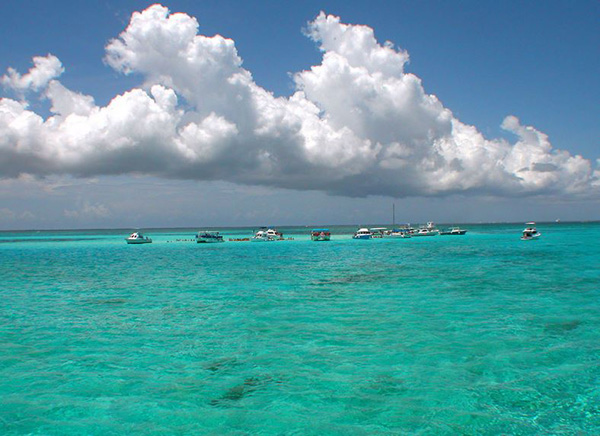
[0,5,597,199]
[1,54,64,92]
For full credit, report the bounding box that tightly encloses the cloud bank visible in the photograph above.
[1,5,598,198]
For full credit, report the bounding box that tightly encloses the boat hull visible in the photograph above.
[251,236,278,242]
[126,238,152,244]
[412,231,438,237]
[521,233,541,240]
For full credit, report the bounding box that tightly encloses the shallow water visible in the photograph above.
[1,223,599,434]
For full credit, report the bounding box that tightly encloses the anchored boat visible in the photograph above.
[440,227,467,236]
[353,228,372,240]
[385,228,412,238]
[412,222,439,236]
[311,228,331,241]
[370,227,387,238]
[521,222,541,240]
[125,232,152,244]
[252,227,283,242]
[196,231,225,243]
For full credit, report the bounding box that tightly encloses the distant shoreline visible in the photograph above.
[1,221,598,233]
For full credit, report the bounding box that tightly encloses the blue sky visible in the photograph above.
[0,1,598,229]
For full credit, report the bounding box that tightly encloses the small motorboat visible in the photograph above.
[440,227,467,236]
[353,228,372,240]
[311,229,331,241]
[521,222,541,240]
[252,227,283,242]
[196,231,225,243]
[125,232,152,244]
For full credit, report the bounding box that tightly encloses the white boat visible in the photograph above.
[311,228,331,241]
[412,222,439,236]
[252,227,283,242]
[353,228,372,240]
[196,231,225,243]
[440,227,467,236]
[412,228,437,236]
[125,232,152,244]
[521,222,541,240]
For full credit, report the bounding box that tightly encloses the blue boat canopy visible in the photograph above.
[311,228,330,232]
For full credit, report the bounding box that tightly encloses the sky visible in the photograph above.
[0,0,598,230]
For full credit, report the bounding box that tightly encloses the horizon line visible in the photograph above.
[1,220,597,233]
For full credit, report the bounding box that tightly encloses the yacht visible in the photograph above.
[311,229,331,241]
[521,222,541,240]
[412,222,439,237]
[252,227,283,242]
[196,231,225,243]
[353,228,372,240]
[125,232,152,244]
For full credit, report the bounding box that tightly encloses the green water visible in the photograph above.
[1,223,599,434]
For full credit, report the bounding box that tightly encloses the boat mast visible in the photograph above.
[392,203,395,226]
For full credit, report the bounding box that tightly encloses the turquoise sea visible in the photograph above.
[1,222,599,435]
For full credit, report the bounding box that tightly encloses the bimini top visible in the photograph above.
[311,228,330,232]
[526,222,536,225]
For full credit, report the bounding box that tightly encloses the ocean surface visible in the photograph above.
[1,222,599,435]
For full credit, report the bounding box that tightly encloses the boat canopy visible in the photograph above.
[311,228,330,232]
